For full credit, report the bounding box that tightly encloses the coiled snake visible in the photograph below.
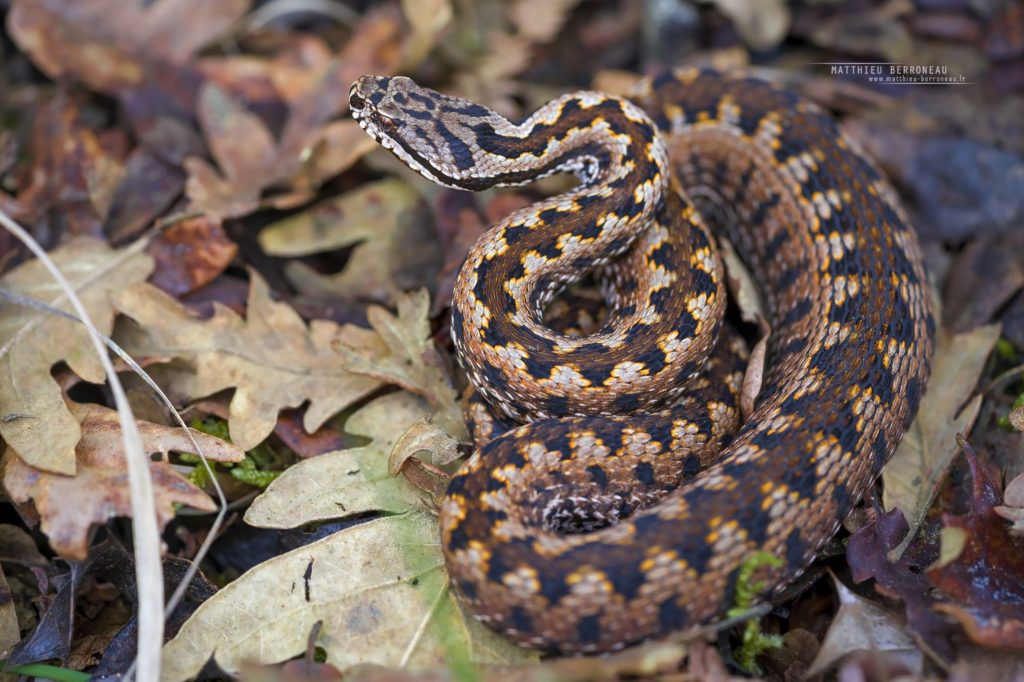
[350,68,935,654]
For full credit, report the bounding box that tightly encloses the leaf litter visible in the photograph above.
[2,0,1024,679]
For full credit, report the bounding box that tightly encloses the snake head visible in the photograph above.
[349,75,499,190]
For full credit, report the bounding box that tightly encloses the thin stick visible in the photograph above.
[0,211,163,682]
[0,287,229,623]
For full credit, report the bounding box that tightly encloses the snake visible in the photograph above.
[349,68,935,654]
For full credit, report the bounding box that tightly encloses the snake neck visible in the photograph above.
[450,95,684,420]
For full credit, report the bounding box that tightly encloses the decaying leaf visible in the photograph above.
[389,417,462,473]
[805,573,922,677]
[244,392,434,529]
[0,401,243,559]
[0,524,47,567]
[184,83,279,219]
[335,289,464,438]
[927,443,1024,649]
[995,471,1024,534]
[271,179,441,306]
[708,0,790,51]
[882,324,1001,558]
[0,237,153,474]
[161,513,535,679]
[146,215,237,296]
[847,507,955,660]
[113,271,383,450]
[0,563,17,663]
[7,0,249,95]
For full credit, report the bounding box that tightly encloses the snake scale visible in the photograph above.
[350,68,935,654]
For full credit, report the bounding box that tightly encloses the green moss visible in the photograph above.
[726,551,784,674]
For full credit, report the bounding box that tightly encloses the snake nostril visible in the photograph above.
[350,92,366,111]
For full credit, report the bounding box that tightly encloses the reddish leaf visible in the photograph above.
[147,216,238,296]
[847,507,955,658]
[927,442,1024,649]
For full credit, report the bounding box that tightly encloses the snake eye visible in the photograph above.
[350,92,366,111]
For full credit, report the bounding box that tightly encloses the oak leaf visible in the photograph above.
[113,271,383,450]
[162,512,534,678]
[266,179,441,306]
[0,402,243,560]
[244,392,434,528]
[0,237,153,474]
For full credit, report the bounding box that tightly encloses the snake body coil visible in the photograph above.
[350,69,935,654]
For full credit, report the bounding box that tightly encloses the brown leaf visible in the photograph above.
[943,233,1024,333]
[113,271,383,450]
[847,507,955,658]
[927,442,1024,649]
[184,83,279,219]
[6,0,249,95]
[0,563,18,663]
[0,237,153,474]
[882,323,1000,559]
[0,402,243,560]
[270,179,442,306]
[104,146,186,242]
[805,573,922,677]
[994,471,1024,534]
[0,524,48,567]
[146,215,238,296]
[334,289,464,438]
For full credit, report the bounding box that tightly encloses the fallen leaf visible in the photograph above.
[146,215,238,296]
[389,417,462,473]
[273,409,352,459]
[0,524,48,567]
[0,401,243,559]
[5,538,133,668]
[882,323,1001,559]
[710,0,790,51]
[103,145,185,242]
[805,573,922,677]
[506,0,582,43]
[943,233,1024,333]
[244,392,434,529]
[0,237,153,474]
[3,93,127,238]
[402,0,453,65]
[270,179,441,306]
[184,83,279,219]
[7,0,249,95]
[334,289,464,437]
[113,271,383,450]
[847,507,956,660]
[995,471,1024,534]
[161,513,535,679]
[0,564,17,663]
[927,442,1024,649]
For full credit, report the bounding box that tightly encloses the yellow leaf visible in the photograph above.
[161,513,535,679]
[0,237,153,474]
[1,401,242,559]
[113,271,382,450]
[244,392,434,529]
[269,179,441,306]
[401,0,452,66]
[336,289,464,438]
[882,324,1001,559]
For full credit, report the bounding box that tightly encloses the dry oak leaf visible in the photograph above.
[245,391,434,529]
[270,179,441,306]
[162,512,534,679]
[6,0,249,95]
[0,401,243,560]
[113,271,383,450]
[0,236,153,474]
[882,323,1000,559]
[335,289,464,439]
